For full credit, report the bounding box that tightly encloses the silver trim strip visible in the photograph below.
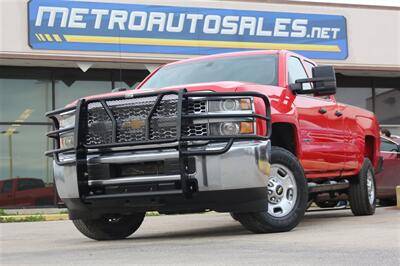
[87,141,179,153]
[88,175,181,186]
[85,190,182,199]
[88,151,179,164]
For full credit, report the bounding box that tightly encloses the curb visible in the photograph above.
[0,213,69,223]
[0,212,161,223]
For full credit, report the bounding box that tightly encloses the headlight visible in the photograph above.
[210,121,255,136]
[219,122,240,135]
[206,97,255,136]
[57,111,75,149]
[60,132,74,149]
[208,98,252,112]
[58,112,75,129]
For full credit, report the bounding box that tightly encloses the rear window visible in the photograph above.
[381,138,399,152]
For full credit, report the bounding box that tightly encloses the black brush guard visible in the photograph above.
[45,89,271,197]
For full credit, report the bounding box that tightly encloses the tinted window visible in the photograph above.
[381,138,399,152]
[288,57,311,90]
[1,180,13,193]
[140,55,278,89]
[17,179,44,191]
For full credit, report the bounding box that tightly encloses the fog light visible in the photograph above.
[219,122,240,135]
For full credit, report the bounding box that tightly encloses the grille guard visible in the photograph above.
[45,89,271,196]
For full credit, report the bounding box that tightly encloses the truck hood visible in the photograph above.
[65,81,269,107]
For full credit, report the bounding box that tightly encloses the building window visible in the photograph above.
[0,78,52,122]
[374,88,400,124]
[0,125,53,183]
[55,80,112,108]
[0,66,128,207]
[336,87,373,111]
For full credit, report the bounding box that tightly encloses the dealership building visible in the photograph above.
[0,0,399,206]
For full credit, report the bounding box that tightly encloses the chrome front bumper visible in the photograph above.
[54,140,271,200]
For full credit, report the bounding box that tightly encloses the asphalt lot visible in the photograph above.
[1,207,399,265]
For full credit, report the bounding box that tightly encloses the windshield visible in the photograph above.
[140,54,278,90]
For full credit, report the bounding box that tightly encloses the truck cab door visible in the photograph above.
[0,180,15,207]
[335,102,358,173]
[290,57,345,177]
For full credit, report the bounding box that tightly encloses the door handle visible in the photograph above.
[318,108,327,114]
[335,111,343,117]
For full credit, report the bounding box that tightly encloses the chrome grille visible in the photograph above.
[86,96,208,145]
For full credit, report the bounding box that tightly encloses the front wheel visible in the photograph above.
[73,213,145,240]
[235,147,308,233]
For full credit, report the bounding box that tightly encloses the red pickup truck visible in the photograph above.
[46,50,381,240]
[0,178,55,208]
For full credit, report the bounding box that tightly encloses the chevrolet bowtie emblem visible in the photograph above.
[122,119,145,129]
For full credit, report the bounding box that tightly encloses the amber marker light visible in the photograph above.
[240,121,254,134]
[239,99,252,110]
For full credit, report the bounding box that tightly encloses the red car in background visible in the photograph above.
[376,136,400,205]
[0,178,56,208]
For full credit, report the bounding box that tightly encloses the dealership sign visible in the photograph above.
[28,0,348,59]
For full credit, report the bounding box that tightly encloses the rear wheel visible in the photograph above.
[235,147,308,233]
[73,213,145,240]
[349,158,376,216]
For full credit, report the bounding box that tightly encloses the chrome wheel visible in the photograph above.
[366,169,375,205]
[267,164,298,218]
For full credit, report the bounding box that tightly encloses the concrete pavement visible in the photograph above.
[1,207,399,265]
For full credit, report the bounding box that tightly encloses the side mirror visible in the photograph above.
[291,66,337,96]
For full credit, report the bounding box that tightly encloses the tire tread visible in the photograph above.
[349,158,376,216]
[72,213,145,240]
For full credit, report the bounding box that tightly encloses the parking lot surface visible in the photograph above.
[1,207,399,265]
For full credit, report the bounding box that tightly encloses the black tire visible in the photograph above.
[349,158,376,216]
[315,200,339,208]
[230,212,239,221]
[72,213,145,240]
[235,147,308,233]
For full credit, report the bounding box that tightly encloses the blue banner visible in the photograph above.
[28,0,348,59]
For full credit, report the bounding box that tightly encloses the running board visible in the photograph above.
[308,182,350,193]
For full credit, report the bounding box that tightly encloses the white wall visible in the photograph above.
[0,0,399,71]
